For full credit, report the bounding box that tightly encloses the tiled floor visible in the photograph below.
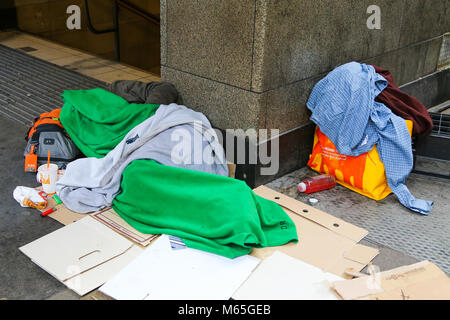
[0,33,162,300]
[0,30,161,84]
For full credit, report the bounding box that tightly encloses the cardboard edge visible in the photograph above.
[343,244,380,265]
[253,185,369,242]
[61,243,136,282]
[91,208,157,247]
[331,260,450,300]
[227,162,236,179]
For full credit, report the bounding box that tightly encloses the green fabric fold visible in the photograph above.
[60,88,159,158]
[113,159,298,258]
[59,88,298,258]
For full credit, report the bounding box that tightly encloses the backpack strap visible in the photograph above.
[25,115,40,141]
[25,114,61,142]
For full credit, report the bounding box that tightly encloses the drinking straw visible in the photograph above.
[47,150,51,169]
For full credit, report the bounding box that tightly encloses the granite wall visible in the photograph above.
[161,0,450,134]
[161,0,450,185]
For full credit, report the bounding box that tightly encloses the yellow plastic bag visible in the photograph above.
[307,121,413,200]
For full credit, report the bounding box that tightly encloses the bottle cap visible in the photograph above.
[298,182,306,192]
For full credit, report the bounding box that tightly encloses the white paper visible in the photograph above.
[233,251,342,300]
[100,235,260,300]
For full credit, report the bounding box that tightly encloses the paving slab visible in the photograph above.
[0,116,73,300]
[266,166,450,275]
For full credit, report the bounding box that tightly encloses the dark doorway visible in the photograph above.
[0,0,17,29]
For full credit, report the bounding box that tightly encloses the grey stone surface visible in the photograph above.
[161,0,450,92]
[162,0,449,135]
[162,0,449,187]
[163,0,256,89]
[414,157,450,177]
[163,64,319,135]
[266,166,450,275]
[0,116,70,300]
[359,239,420,273]
[163,37,442,136]
[46,289,80,300]
[363,37,443,86]
[398,0,450,46]
[161,66,263,133]
[250,0,450,92]
[261,35,442,134]
[400,68,450,108]
[439,33,450,68]
[260,75,321,133]
[160,0,167,66]
[255,122,315,186]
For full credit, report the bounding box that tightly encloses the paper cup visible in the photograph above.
[36,164,58,195]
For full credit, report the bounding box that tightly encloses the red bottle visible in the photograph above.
[298,175,336,194]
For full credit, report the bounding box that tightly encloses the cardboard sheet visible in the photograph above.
[100,235,260,300]
[233,251,342,300]
[332,260,450,300]
[91,207,157,246]
[63,245,143,296]
[252,186,379,278]
[36,187,157,246]
[19,216,142,296]
[227,162,236,179]
[36,186,86,225]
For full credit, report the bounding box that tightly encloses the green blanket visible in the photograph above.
[60,89,298,258]
[113,160,298,258]
[60,88,159,158]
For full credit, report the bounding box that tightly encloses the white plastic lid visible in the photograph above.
[298,182,306,192]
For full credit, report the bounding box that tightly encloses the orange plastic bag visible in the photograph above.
[307,120,413,201]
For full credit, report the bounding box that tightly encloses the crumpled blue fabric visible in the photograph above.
[307,62,433,215]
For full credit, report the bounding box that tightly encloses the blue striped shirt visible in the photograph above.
[307,62,433,215]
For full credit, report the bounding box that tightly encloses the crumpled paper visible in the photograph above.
[13,186,48,209]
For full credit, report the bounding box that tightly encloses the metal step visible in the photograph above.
[0,44,108,126]
[413,108,450,180]
[428,100,450,114]
[430,112,450,137]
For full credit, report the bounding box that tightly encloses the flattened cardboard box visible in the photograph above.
[36,186,157,247]
[36,186,85,225]
[233,251,342,300]
[332,260,450,300]
[37,185,378,280]
[252,186,379,279]
[19,216,143,296]
[91,208,157,247]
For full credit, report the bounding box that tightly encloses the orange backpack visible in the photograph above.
[25,109,64,141]
[24,108,80,172]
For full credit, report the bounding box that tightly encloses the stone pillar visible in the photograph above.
[161,0,450,187]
